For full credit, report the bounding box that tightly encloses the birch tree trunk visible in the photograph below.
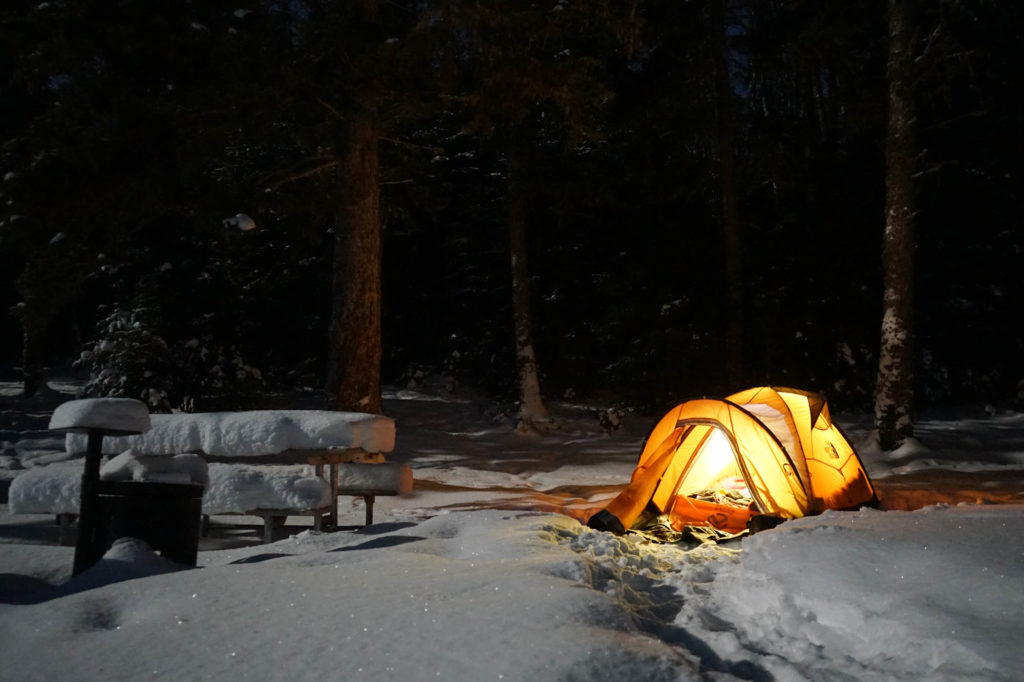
[875,0,917,449]
[327,107,383,414]
[712,0,744,389]
[506,144,550,432]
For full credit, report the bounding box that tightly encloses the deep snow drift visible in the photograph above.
[1,379,1023,681]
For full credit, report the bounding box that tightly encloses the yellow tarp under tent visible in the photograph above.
[587,386,876,539]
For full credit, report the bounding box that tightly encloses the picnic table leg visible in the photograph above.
[364,495,375,526]
[329,462,339,529]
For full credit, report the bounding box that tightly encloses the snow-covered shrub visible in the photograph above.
[827,341,876,410]
[75,306,175,411]
[76,307,265,412]
[172,337,264,409]
[917,349,953,404]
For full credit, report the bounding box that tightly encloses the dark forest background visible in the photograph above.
[1,0,1021,416]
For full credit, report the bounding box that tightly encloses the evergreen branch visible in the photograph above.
[261,156,340,189]
[378,136,443,154]
[920,110,987,132]
[313,94,345,120]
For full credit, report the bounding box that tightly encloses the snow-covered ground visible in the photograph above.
[1,378,1023,681]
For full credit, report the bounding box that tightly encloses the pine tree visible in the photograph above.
[1,1,191,395]
[711,0,745,389]
[875,0,918,449]
[231,1,438,414]
[434,0,639,430]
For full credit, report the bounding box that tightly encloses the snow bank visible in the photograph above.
[64,410,396,457]
[667,504,1024,680]
[58,537,191,596]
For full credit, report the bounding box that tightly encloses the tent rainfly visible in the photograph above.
[588,386,876,536]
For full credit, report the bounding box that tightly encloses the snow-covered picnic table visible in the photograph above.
[63,409,396,460]
[11,407,406,541]
[63,409,400,532]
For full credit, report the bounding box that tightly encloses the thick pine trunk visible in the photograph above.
[875,0,917,450]
[712,0,744,389]
[327,107,383,414]
[506,144,549,431]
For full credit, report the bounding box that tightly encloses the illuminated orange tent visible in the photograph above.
[587,386,876,536]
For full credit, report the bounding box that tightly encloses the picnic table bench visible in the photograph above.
[198,450,412,542]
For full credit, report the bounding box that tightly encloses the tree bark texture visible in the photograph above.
[17,258,72,399]
[712,0,745,390]
[875,0,917,450]
[20,315,46,399]
[506,144,549,431]
[327,107,384,414]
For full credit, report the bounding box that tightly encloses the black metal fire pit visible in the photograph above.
[49,399,204,574]
[91,479,204,567]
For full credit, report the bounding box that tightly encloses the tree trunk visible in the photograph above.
[875,0,917,450]
[506,144,550,432]
[327,107,383,414]
[21,315,47,399]
[16,263,58,399]
[712,0,744,389]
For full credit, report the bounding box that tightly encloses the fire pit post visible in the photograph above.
[73,429,108,575]
[48,398,151,575]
